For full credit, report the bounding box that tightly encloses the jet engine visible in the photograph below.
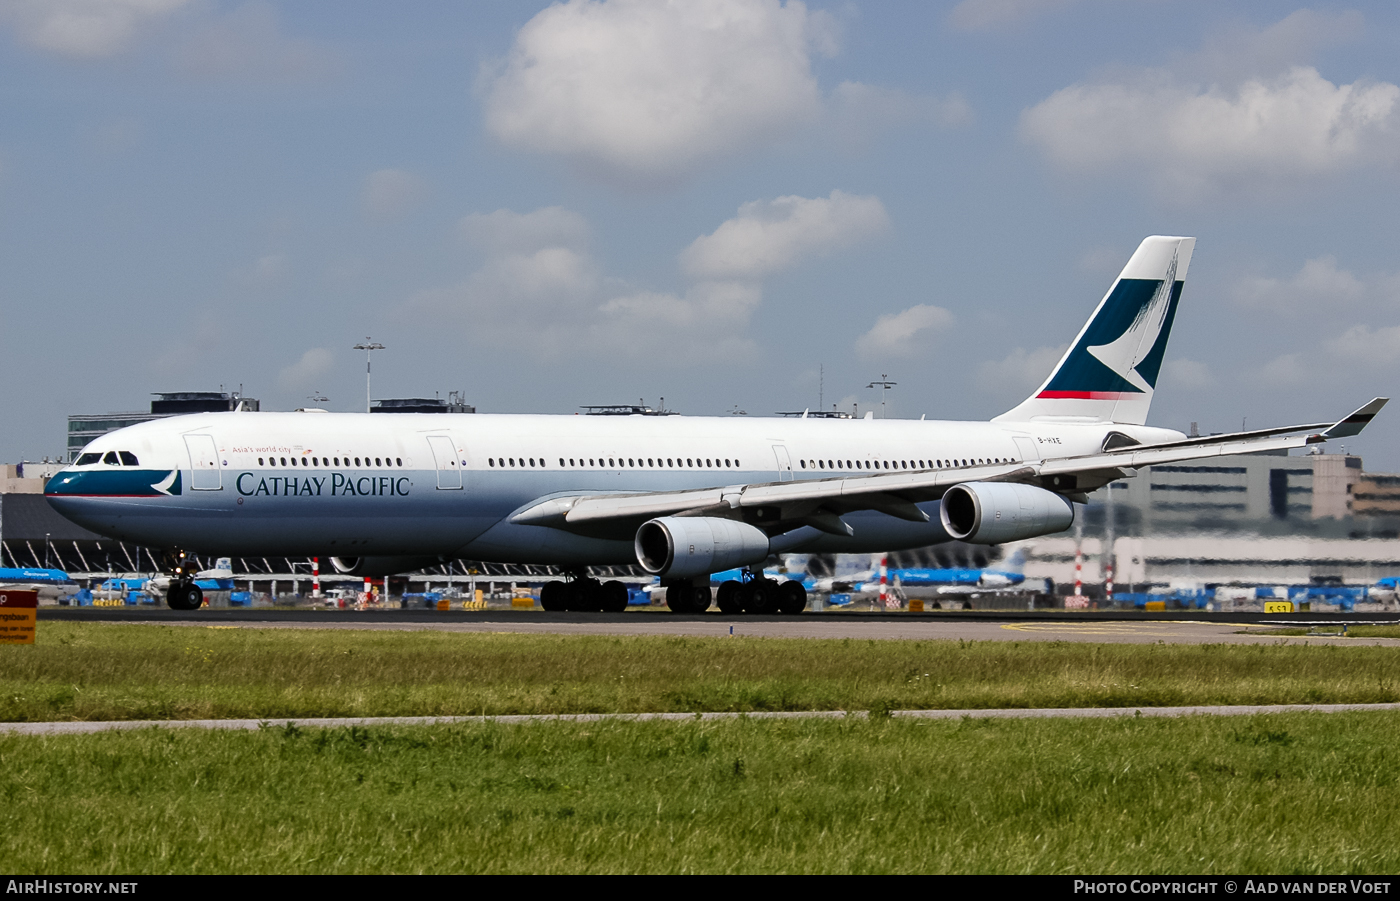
[939,482,1074,545]
[635,517,770,579]
[329,556,442,577]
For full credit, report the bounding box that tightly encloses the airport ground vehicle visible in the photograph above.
[44,237,1385,612]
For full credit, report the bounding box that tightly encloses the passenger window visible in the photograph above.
[489,459,495,467]
[258,457,265,466]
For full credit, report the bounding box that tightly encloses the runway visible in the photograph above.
[37,607,1400,645]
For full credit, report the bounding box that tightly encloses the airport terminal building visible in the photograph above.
[1018,451,1400,593]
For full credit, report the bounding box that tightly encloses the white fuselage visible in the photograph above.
[46,411,1184,565]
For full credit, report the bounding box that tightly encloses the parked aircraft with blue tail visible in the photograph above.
[851,549,1030,596]
[44,237,1386,613]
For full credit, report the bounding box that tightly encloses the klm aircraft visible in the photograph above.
[45,237,1386,613]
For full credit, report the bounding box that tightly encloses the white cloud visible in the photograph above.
[416,196,880,363]
[1257,321,1400,390]
[680,190,888,281]
[1325,324,1400,363]
[458,206,591,256]
[977,344,1067,395]
[480,0,834,187]
[1022,65,1400,196]
[1255,351,1308,387]
[0,0,188,58]
[1160,358,1213,391]
[1191,10,1364,85]
[408,220,603,354]
[855,304,955,359]
[362,169,427,221]
[175,1,338,82]
[1233,256,1368,314]
[1022,12,1400,198]
[948,0,1079,31]
[279,347,334,391]
[597,281,762,363]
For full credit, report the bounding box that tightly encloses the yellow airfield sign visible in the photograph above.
[0,589,38,644]
[1264,601,1295,614]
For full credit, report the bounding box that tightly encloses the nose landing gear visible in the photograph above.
[161,549,204,611]
[167,582,204,611]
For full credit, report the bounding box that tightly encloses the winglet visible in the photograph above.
[1319,397,1388,439]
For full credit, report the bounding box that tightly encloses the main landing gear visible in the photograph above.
[539,574,629,613]
[714,572,807,615]
[663,578,711,613]
[161,549,204,611]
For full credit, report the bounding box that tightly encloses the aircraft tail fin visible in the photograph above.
[994,236,1195,426]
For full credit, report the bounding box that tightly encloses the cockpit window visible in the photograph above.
[76,453,101,466]
[119,451,139,466]
[102,452,120,465]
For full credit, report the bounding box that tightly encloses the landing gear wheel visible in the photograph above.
[717,580,743,615]
[691,584,711,613]
[778,580,807,615]
[601,580,629,613]
[744,578,779,614]
[166,582,203,611]
[571,579,602,612]
[540,581,568,612]
[664,581,692,613]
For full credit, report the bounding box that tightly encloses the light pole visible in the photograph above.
[352,339,385,413]
[867,374,897,419]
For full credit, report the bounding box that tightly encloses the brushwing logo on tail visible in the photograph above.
[1085,249,1178,394]
[1037,251,1183,400]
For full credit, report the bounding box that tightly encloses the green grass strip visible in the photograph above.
[3,623,1400,721]
[2,713,1399,873]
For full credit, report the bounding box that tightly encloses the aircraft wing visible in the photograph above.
[511,398,1386,538]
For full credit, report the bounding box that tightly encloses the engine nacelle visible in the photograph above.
[329,556,441,577]
[939,482,1074,545]
[635,516,770,579]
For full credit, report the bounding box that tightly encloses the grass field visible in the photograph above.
[1272,625,1400,639]
[3,712,1398,873]
[3,623,1400,721]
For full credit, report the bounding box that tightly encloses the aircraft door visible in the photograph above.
[771,445,794,482]
[426,435,463,490]
[184,434,221,490]
[1013,436,1040,464]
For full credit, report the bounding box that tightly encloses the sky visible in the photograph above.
[2,0,1399,467]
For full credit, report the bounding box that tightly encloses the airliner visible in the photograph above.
[45,236,1386,613]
